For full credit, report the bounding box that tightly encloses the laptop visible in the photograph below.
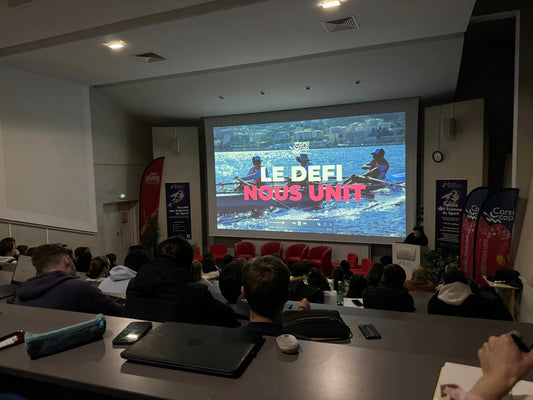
[120,321,265,378]
[0,255,37,299]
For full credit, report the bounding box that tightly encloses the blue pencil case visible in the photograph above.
[25,314,106,360]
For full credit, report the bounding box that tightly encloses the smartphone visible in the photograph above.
[352,299,363,307]
[113,322,152,345]
[0,330,25,350]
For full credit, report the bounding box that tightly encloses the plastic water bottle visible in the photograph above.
[336,281,344,306]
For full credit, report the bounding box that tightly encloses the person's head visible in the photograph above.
[442,269,468,285]
[383,264,407,289]
[412,226,424,238]
[366,262,383,286]
[222,254,234,266]
[380,255,393,266]
[289,262,305,277]
[347,275,368,298]
[202,252,218,273]
[75,251,92,272]
[307,266,331,291]
[242,256,290,322]
[32,244,75,276]
[332,266,345,290]
[252,155,262,169]
[191,260,203,282]
[411,265,426,280]
[0,237,17,257]
[16,245,28,255]
[129,244,151,254]
[25,247,38,257]
[340,260,351,276]
[87,256,110,279]
[156,236,194,270]
[219,259,245,304]
[372,148,385,159]
[106,253,117,269]
[123,249,151,272]
[296,153,310,166]
[74,246,90,258]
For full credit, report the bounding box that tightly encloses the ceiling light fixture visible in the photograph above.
[104,40,126,50]
[320,0,341,9]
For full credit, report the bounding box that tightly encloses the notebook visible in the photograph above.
[0,255,36,299]
[120,321,265,378]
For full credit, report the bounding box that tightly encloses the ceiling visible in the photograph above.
[0,0,476,123]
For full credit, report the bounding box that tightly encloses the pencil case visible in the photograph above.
[25,314,106,360]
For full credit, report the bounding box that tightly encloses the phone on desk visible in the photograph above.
[352,299,363,307]
[113,322,152,345]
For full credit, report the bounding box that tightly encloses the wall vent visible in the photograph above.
[321,16,359,33]
[134,52,166,63]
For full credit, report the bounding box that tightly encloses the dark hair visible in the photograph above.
[289,262,305,277]
[0,237,16,256]
[380,255,392,266]
[347,275,368,298]
[75,251,92,272]
[156,236,194,269]
[124,249,151,272]
[129,244,151,254]
[106,253,117,269]
[191,260,203,282]
[443,269,468,285]
[242,256,290,320]
[366,263,384,286]
[332,266,345,290]
[16,245,28,255]
[201,252,218,273]
[222,254,234,266]
[74,246,90,258]
[25,247,38,257]
[219,259,245,304]
[307,267,331,291]
[340,260,351,275]
[87,256,110,279]
[383,264,406,288]
[32,244,69,273]
[413,226,424,232]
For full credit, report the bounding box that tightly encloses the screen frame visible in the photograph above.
[204,97,418,244]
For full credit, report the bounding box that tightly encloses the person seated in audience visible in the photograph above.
[105,253,117,269]
[365,262,384,286]
[440,331,533,400]
[380,255,393,266]
[306,265,331,291]
[404,226,429,246]
[339,259,354,279]
[24,247,38,257]
[14,244,123,316]
[0,237,19,262]
[218,259,245,304]
[222,254,234,267]
[202,252,218,273]
[242,256,310,337]
[85,256,111,284]
[98,249,151,295]
[363,264,415,312]
[427,270,512,321]
[191,260,212,287]
[75,250,92,273]
[347,275,368,298]
[404,264,436,293]
[288,262,324,303]
[332,266,345,291]
[124,236,239,327]
[16,245,28,256]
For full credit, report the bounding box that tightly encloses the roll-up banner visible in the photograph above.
[435,179,467,249]
[460,187,489,278]
[165,183,192,239]
[139,157,165,242]
[473,188,519,285]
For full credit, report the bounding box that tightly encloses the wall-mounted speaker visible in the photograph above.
[441,117,456,139]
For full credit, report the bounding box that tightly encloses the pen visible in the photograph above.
[511,333,531,353]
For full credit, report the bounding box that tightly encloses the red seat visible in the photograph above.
[210,244,228,264]
[285,243,309,266]
[354,258,373,276]
[348,253,359,273]
[193,246,203,262]
[260,241,283,258]
[308,246,333,277]
[234,241,256,260]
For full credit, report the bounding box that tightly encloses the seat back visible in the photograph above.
[234,241,256,259]
[285,243,309,264]
[320,247,333,276]
[210,244,228,262]
[193,247,203,262]
[347,253,359,269]
[361,258,373,274]
[260,241,283,258]
[308,245,330,260]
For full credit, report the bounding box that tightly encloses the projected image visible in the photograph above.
[213,112,406,237]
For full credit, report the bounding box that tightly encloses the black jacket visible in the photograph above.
[427,293,513,321]
[124,257,238,327]
[362,283,415,312]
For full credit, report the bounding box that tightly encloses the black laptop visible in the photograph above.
[120,321,264,378]
[0,255,36,299]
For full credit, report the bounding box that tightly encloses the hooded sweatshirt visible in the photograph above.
[98,265,137,295]
[14,270,123,316]
[427,281,512,321]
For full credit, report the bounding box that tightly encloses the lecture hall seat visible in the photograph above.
[308,246,333,277]
[234,241,256,260]
[210,244,228,264]
[285,243,309,266]
[193,247,203,262]
[353,258,373,276]
[260,241,283,258]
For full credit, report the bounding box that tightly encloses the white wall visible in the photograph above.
[423,99,488,249]
[152,127,203,247]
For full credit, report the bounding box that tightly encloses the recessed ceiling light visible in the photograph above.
[320,0,341,9]
[104,40,126,50]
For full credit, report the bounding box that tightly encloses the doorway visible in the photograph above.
[102,201,139,263]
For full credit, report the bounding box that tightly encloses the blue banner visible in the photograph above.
[165,183,192,239]
[435,179,468,249]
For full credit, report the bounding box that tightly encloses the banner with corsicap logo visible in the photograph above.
[460,187,489,279]
[473,188,519,285]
